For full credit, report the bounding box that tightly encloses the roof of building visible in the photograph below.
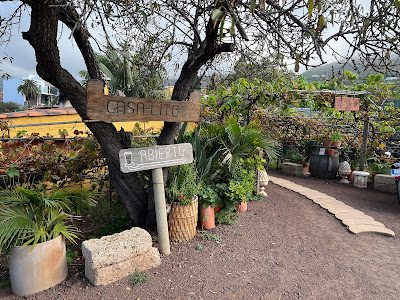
[0,107,77,119]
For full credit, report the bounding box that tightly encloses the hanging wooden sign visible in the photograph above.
[87,80,200,122]
[334,96,360,111]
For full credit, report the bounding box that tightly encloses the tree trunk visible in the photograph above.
[22,1,149,227]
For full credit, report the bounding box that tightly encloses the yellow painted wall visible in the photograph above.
[6,114,164,137]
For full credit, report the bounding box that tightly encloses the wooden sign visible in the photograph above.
[119,143,193,173]
[334,96,360,111]
[87,80,200,122]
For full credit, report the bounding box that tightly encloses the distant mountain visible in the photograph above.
[302,59,400,82]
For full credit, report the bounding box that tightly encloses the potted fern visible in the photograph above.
[166,164,199,242]
[0,186,95,296]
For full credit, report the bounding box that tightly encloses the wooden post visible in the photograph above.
[359,95,369,171]
[152,168,171,256]
[359,119,369,170]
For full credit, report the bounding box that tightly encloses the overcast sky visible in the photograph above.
[0,1,367,81]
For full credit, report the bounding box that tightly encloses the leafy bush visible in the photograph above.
[166,164,198,205]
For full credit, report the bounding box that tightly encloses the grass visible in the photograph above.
[195,243,203,251]
[202,231,221,244]
[130,270,149,286]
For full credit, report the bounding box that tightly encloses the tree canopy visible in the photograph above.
[0,0,399,227]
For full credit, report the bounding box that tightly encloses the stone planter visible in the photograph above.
[281,162,305,177]
[353,171,370,188]
[9,235,67,297]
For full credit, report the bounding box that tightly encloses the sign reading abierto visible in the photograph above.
[87,80,200,122]
[334,96,360,111]
[119,143,193,173]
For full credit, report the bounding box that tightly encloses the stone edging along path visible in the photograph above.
[269,176,395,237]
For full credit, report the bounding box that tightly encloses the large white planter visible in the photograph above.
[9,235,67,297]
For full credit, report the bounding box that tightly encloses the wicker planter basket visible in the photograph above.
[168,197,198,243]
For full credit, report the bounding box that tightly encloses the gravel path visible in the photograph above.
[1,172,400,299]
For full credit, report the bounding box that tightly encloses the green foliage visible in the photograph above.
[0,279,10,288]
[88,193,130,238]
[202,231,221,244]
[331,132,342,142]
[0,186,96,254]
[95,47,165,98]
[195,243,203,251]
[15,130,27,138]
[130,270,148,285]
[66,247,79,265]
[17,79,40,99]
[284,148,304,164]
[58,129,68,137]
[130,122,158,148]
[198,183,219,208]
[166,164,198,205]
[0,137,106,189]
[0,102,22,113]
[191,125,222,183]
[215,208,238,225]
[203,117,276,171]
[226,164,255,204]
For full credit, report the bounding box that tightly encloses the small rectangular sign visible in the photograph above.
[391,169,400,177]
[334,96,360,111]
[119,143,193,173]
[87,80,200,123]
[319,148,326,156]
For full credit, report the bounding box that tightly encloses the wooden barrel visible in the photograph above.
[310,148,339,179]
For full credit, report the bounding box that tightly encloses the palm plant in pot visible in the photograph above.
[166,164,199,242]
[331,132,342,148]
[0,186,95,296]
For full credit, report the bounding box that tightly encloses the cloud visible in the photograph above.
[0,3,86,79]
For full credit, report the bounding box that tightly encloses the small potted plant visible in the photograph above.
[166,164,199,242]
[331,132,342,148]
[198,183,219,230]
[227,168,255,213]
[0,186,95,297]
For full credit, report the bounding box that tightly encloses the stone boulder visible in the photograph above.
[82,227,161,286]
[374,174,396,193]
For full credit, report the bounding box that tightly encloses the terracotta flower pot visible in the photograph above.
[214,205,222,213]
[331,141,342,148]
[302,164,310,175]
[237,201,247,213]
[200,205,216,230]
[327,148,335,156]
[348,170,355,181]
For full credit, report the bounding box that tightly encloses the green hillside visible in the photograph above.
[302,60,400,82]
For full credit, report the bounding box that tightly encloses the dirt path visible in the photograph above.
[1,172,400,299]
